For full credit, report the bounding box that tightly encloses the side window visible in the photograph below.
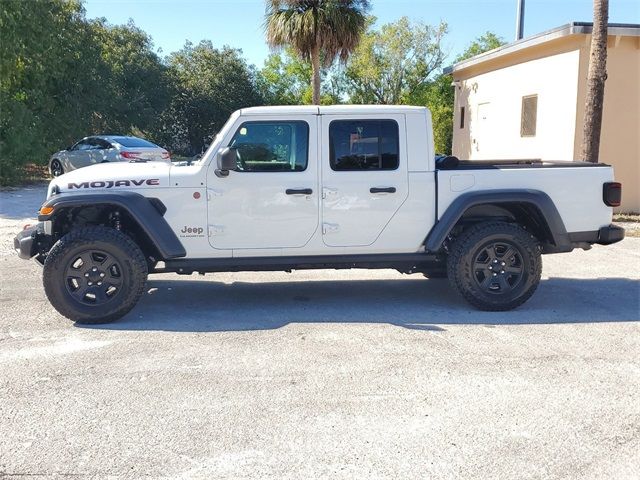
[88,138,105,150]
[75,140,92,151]
[97,139,113,149]
[228,121,309,172]
[329,120,399,171]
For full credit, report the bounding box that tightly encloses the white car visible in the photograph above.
[48,135,170,177]
[17,105,624,323]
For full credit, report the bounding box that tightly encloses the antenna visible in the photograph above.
[516,0,525,40]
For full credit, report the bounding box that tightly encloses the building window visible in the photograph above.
[329,120,399,171]
[459,106,465,129]
[521,95,538,137]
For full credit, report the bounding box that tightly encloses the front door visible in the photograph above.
[207,116,319,250]
[320,114,409,247]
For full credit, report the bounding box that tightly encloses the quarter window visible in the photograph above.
[229,121,309,172]
[329,120,399,171]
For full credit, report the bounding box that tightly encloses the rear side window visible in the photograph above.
[228,121,309,172]
[88,138,112,149]
[329,120,399,171]
[112,136,158,148]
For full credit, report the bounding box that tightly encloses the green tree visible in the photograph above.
[0,1,169,183]
[257,48,341,105]
[0,0,103,183]
[407,32,506,154]
[90,19,169,135]
[456,31,505,62]
[264,0,369,105]
[344,17,447,104]
[157,41,262,155]
[405,74,455,154]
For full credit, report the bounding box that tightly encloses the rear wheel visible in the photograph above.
[50,159,63,177]
[43,226,148,324]
[447,222,542,311]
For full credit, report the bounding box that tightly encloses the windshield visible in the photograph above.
[195,111,240,165]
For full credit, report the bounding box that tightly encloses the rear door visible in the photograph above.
[320,114,409,247]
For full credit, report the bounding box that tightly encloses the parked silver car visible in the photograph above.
[49,135,170,177]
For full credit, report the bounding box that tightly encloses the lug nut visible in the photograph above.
[500,270,505,274]
[97,282,102,286]
[84,273,89,277]
[99,273,105,277]
[493,259,498,263]
[492,272,497,276]
[501,261,506,266]
[92,267,97,272]
[87,281,93,286]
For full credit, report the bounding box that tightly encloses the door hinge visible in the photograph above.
[208,225,225,236]
[322,187,338,199]
[322,223,339,234]
[207,189,223,200]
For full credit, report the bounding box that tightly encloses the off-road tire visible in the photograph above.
[447,222,542,311]
[43,226,148,324]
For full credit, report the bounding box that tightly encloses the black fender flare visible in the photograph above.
[425,189,571,252]
[39,192,186,259]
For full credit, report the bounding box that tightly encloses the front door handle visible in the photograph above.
[286,188,313,195]
[370,187,396,194]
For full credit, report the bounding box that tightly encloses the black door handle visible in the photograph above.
[286,188,313,195]
[370,187,396,194]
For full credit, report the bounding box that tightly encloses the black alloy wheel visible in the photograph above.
[471,241,525,294]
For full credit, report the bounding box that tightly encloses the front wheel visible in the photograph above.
[447,222,542,311]
[43,226,148,324]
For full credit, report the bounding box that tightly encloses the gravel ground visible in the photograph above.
[1,185,639,479]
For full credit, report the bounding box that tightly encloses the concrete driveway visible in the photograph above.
[1,185,639,479]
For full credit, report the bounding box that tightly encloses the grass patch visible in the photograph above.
[613,213,640,223]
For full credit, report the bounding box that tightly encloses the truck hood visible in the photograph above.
[48,161,172,198]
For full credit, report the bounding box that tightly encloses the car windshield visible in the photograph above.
[111,136,158,148]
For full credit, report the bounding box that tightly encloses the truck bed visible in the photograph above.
[436,157,610,170]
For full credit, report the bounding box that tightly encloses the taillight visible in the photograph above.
[603,182,622,207]
[161,150,170,160]
[121,151,142,160]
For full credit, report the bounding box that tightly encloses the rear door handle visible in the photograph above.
[286,188,313,195]
[370,187,396,194]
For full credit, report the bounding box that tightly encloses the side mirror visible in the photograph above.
[215,147,237,177]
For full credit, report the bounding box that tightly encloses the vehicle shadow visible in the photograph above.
[82,276,640,332]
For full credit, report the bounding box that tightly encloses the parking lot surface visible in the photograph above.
[1,185,639,479]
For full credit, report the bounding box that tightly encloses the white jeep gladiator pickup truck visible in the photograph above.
[15,105,624,324]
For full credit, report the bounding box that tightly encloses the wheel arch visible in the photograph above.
[39,192,186,260]
[425,189,571,253]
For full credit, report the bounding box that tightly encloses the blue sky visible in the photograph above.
[84,0,639,68]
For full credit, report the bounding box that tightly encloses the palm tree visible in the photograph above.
[265,0,369,105]
[582,0,609,162]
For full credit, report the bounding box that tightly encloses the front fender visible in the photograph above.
[39,192,186,259]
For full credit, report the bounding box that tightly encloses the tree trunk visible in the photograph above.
[311,46,321,105]
[582,0,609,163]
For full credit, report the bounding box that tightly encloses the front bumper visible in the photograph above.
[14,224,40,260]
